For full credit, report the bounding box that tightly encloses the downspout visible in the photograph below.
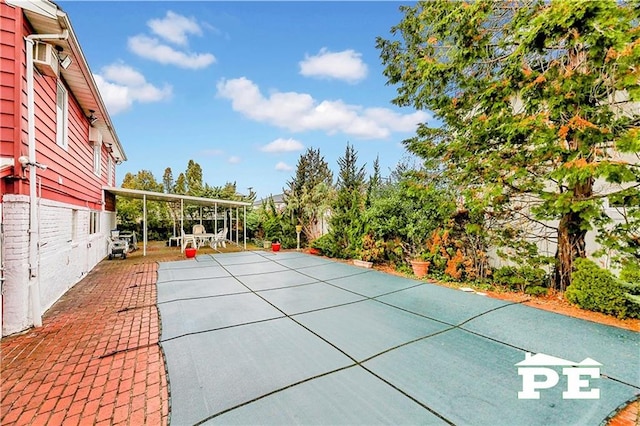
[25,30,69,328]
[143,194,147,257]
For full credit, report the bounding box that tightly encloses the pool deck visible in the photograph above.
[1,244,638,425]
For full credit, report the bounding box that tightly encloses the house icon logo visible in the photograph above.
[516,352,601,400]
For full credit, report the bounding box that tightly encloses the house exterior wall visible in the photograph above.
[1,1,123,337]
[2,1,115,206]
[0,1,26,192]
[1,196,31,333]
[33,75,110,210]
[2,195,115,335]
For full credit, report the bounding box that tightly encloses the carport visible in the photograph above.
[157,251,639,425]
[103,186,252,256]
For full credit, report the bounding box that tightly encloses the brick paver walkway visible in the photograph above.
[0,246,184,425]
[0,244,637,425]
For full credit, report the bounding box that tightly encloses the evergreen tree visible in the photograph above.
[366,155,382,207]
[328,144,367,258]
[284,148,334,242]
[377,0,640,290]
[185,160,204,196]
[162,167,174,194]
[174,173,186,195]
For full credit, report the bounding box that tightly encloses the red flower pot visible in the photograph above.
[271,242,281,252]
[185,247,197,258]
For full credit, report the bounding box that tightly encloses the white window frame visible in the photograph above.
[71,209,78,241]
[56,81,68,149]
[93,141,102,177]
[89,211,100,235]
[107,155,114,186]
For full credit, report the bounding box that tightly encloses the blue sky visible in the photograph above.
[60,1,431,199]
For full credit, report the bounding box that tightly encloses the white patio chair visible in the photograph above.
[181,229,197,252]
[193,224,206,235]
[210,228,228,250]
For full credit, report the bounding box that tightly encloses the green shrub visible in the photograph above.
[493,266,547,293]
[525,285,548,296]
[566,258,638,319]
[395,263,413,276]
[619,261,640,313]
[311,234,337,257]
[620,260,640,284]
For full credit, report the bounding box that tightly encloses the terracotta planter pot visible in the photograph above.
[410,260,430,278]
[308,248,320,255]
[272,242,281,252]
[185,248,197,258]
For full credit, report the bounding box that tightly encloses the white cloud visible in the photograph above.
[93,75,131,115]
[101,64,146,86]
[299,48,368,83]
[216,77,430,139]
[363,108,430,133]
[261,138,304,153]
[148,11,202,46]
[128,35,216,69]
[228,156,241,164]
[275,161,293,172]
[93,64,172,115]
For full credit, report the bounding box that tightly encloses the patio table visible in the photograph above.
[194,233,216,248]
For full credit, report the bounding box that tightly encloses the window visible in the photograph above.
[107,156,114,186]
[89,211,100,235]
[93,141,101,176]
[71,209,78,241]
[56,82,68,149]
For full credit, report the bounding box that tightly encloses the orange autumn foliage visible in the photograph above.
[558,125,570,139]
[533,74,546,84]
[445,249,465,280]
[568,115,598,131]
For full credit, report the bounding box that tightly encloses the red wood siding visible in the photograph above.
[0,2,22,196]
[1,5,112,210]
[33,76,106,210]
[0,6,16,163]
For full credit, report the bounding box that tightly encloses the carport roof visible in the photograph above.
[103,186,252,208]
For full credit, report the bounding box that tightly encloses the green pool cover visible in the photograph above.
[157,251,639,425]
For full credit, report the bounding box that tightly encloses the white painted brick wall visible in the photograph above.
[2,195,32,335]
[2,195,115,336]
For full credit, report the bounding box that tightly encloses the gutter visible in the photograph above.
[24,29,69,328]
